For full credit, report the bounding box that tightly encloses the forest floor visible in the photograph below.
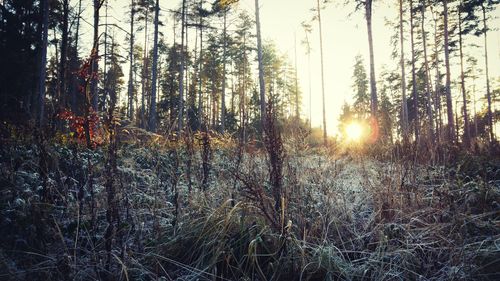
[0,136,499,280]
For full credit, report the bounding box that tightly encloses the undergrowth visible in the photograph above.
[0,134,499,280]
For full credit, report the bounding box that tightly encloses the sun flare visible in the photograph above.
[345,122,363,141]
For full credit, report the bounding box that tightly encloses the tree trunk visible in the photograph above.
[421,0,434,142]
[443,0,456,142]
[91,0,101,112]
[472,75,478,137]
[140,6,149,128]
[241,33,247,142]
[481,3,493,142]
[230,67,235,114]
[38,0,49,126]
[104,37,119,271]
[304,30,312,129]
[431,6,442,143]
[149,0,159,132]
[178,0,187,131]
[75,0,82,54]
[458,1,470,147]
[294,33,300,119]
[365,0,378,116]
[198,1,204,128]
[410,0,419,141]
[255,0,266,132]
[221,10,227,133]
[399,0,409,140]
[184,4,190,120]
[102,1,108,111]
[316,0,327,145]
[189,14,199,131]
[128,0,135,120]
[73,0,83,112]
[59,0,69,110]
[308,50,312,130]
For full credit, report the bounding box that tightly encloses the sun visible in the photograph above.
[345,122,363,141]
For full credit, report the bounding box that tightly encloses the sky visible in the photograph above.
[77,0,500,136]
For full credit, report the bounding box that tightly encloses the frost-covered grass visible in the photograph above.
[0,138,499,280]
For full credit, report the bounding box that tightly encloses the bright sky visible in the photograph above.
[77,0,500,136]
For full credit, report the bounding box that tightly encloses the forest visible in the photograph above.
[0,0,499,280]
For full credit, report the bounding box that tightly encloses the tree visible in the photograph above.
[233,11,254,141]
[443,0,456,142]
[378,67,398,143]
[74,0,82,54]
[39,0,49,126]
[409,0,419,140]
[479,1,496,142]
[127,0,136,120]
[399,0,409,141]
[221,8,227,133]
[213,0,233,133]
[203,33,223,129]
[421,0,435,142]
[104,38,125,107]
[338,102,354,139]
[302,22,313,129]
[316,0,327,145]
[294,34,300,119]
[178,0,187,131]
[101,1,110,112]
[91,0,105,112]
[430,3,444,143]
[137,0,153,128]
[58,0,69,112]
[67,0,82,114]
[148,0,159,132]
[255,0,266,132]
[351,54,370,118]
[195,0,212,128]
[102,34,123,270]
[260,42,298,121]
[354,0,378,116]
[0,1,44,123]
[205,0,240,132]
[365,0,378,116]
[458,0,470,146]
[160,44,182,126]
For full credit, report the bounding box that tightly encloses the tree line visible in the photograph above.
[1,0,303,143]
[0,0,498,152]
[335,0,499,153]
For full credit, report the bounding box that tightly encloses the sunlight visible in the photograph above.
[345,122,363,141]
